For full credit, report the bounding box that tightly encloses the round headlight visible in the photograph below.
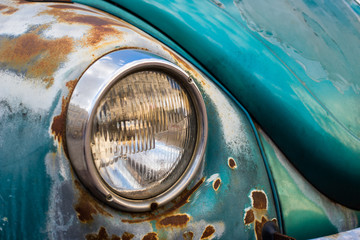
[66,50,207,211]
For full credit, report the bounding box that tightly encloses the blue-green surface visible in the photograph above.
[76,0,360,209]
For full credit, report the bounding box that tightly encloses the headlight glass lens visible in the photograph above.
[90,71,197,199]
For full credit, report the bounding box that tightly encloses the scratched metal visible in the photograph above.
[0,1,277,239]
[258,129,360,240]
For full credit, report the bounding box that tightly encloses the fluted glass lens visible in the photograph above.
[90,71,197,199]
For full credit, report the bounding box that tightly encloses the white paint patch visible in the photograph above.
[201,80,247,155]
[206,173,220,185]
[0,71,59,114]
[0,4,52,36]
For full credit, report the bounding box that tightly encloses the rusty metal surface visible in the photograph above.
[0,1,278,239]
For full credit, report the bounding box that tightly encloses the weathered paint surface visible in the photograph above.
[81,0,360,210]
[258,129,360,239]
[0,1,278,239]
[312,227,360,240]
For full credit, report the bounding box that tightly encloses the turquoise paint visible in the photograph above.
[0,104,53,239]
[76,0,360,209]
[258,130,360,239]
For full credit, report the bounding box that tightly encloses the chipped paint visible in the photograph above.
[122,178,204,224]
[244,189,276,240]
[85,227,121,240]
[142,232,158,240]
[74,180,112,223]
[121,232,135,240]
[251,190,268,210]
[228,157,237,169]
[212,178,221,191]
[51,79,77,147]
[201,225,215,239]
[158,214,190,228]
[0,30,73,88]
[183,231,194,240]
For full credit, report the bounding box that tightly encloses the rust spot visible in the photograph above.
[228,157,237,169]
[213,178,221,191]
[150,202,158,211]
[183,231,194,240]
[0,29,73,88]
[201,225,215,239]
[158,214,190,228]
[85,227,121,240]
[244,208,255,225]
[51,79,78,148]
[0,4,18,15]
[49,4,95,12]
[251,190,267,210]
[254,216,267,240]
[122,177,205,224]
[74,180,112,223]
[142,232,158,240]
[38,6,123,46]
[121,232,135,240]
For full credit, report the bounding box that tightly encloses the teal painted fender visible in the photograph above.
[0,1,278,239]
[77,0,360,209]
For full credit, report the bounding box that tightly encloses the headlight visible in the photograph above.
[66,50,207,211]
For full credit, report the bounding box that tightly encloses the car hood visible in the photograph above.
[77,0,360,208]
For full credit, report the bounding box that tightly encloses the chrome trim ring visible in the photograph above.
[66,49,207,212]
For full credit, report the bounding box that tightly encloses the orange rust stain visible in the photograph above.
[74,180,112,223]
[158,214,190,228]
[49,4,96,12]
[121,232,135,240]
[251,191,267,210]
[51,79,78,148]
[122,178,205,224]
[142,232,158,240]
[228,157,237,169]
[183,231,194,240]
[213,178,221,191]
[38,7,124,47]
[244,209,255,225]
[0,30,73,88]
[201,225,215,239]
[85,226,121,240]
[254,216,267,240]
[1,5,18,15]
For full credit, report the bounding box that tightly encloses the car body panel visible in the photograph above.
[258,128,360,239]
[80,0,360,209]
[0,1,278,239]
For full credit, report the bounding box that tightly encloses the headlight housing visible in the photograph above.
[66,49,207,211]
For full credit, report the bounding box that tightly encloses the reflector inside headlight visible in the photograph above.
[91,71,197,199]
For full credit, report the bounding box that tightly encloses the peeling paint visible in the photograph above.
[74,180,112,223]
[158,214,190,228]
[212,178,221,191]
[85,227,121,240]
[244,189,276,240]
[228,157,237,169]
[122,178,204,224]
[251,190,268,210]
[183,231,194,240]
[201,225,215,239]
[0,30,74,88]
[142,232,158,240]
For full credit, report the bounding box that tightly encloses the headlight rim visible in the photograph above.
[66,49,207,212]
